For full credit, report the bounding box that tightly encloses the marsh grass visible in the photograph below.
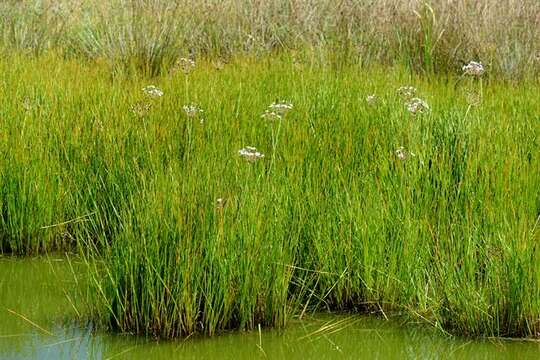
[1,52,540,338]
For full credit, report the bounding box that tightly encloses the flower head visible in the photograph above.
[238,146,265,162]
[216,198,227,210]
[366,94,377,104]
[261,110,283,121]
[142,85,164,98]
[176,57,196,75]
[462,61,485,76]
[397,86,417,99]
[406,97,429,115]
[22,97,33,111]
[261,100,293,121]
[395,146,415,161]
[268,101,293,116]
[183,103,204,117]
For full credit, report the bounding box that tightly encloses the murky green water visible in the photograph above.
[1,257,540,359]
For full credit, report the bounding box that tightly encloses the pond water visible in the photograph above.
[1,256,540,359]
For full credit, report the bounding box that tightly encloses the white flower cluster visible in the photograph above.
[269,101,293,115]
[238,146,265,162]
[216,198,226,210]
[397,86,417,99]
[261,110,283,121]
[261,101,293,121]
[406,97,430,115]
[366,94,377,104]
[395,146,415,161]
[142,85,164,98]
[22,96,33,111]
[182,104,204,117]
[462,61,485,76]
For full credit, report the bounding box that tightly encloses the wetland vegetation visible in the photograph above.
[1,0,540,348]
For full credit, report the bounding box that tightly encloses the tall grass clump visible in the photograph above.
[0,0,70,55]
[72,0,185,76]
[2,53,540,338]
[1,0,539,77]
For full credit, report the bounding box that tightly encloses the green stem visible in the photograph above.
[269,120,282,175]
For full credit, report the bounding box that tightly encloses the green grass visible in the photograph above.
[1,53,540,338]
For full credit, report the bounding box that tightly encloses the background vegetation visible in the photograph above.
[0,0,539,77]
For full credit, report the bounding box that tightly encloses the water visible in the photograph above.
[1,256,540,359]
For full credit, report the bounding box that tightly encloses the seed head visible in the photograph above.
[238,146,265,162]
[462,61,485,76]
